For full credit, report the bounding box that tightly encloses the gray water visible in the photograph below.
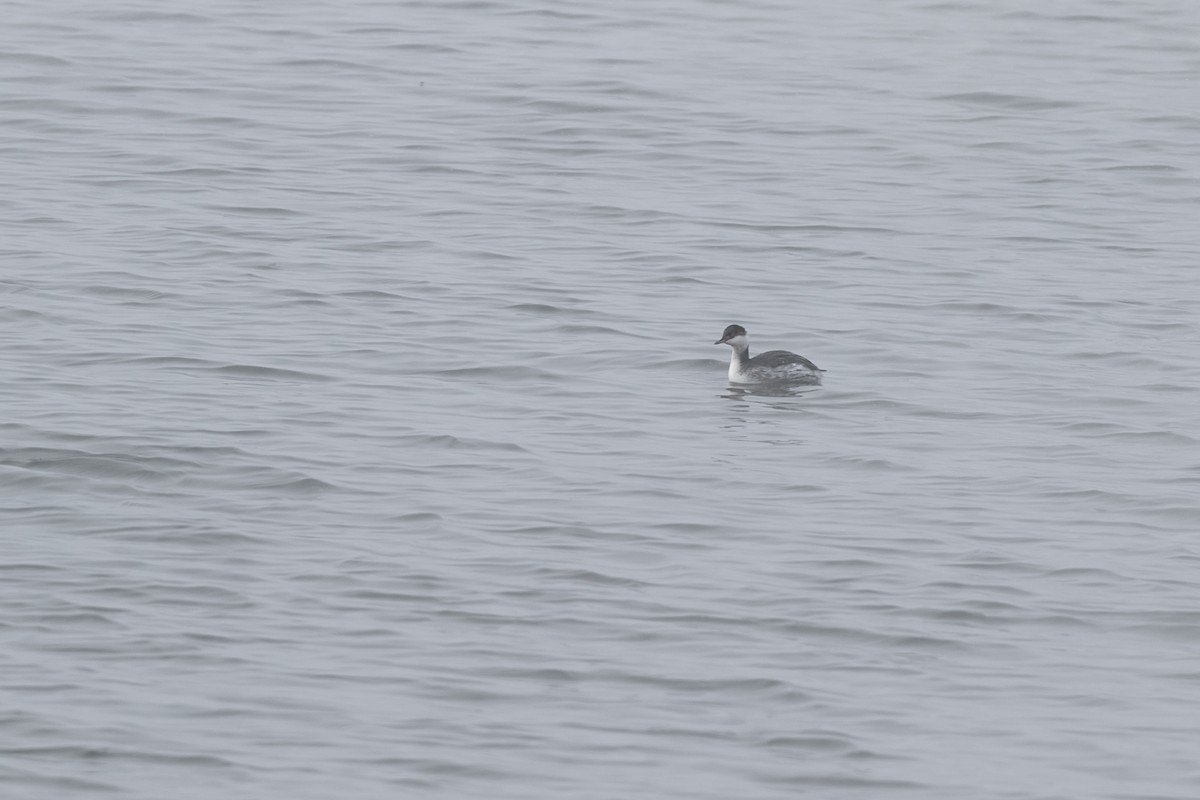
[3,1,1200,797]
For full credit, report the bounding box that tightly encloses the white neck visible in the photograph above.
[726,338,750,381]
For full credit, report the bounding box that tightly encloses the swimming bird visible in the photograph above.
[714,324,823,384]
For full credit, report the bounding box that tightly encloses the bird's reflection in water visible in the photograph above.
[720,382,823,401]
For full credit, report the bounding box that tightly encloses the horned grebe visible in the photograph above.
[714,324,823,384]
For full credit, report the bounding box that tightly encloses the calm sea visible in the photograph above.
[2,1,1199,798]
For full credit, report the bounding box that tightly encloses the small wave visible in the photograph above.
[388,511,443,523]
[206,364,334,382]
[203,205,305,217]
[0,448,195,483]
[647,357,720,371]
[433,365,557,381]
[528,567,650,587]
[761,735,855,752]
[506,302,595,317]
[758,774,924,790]
[79,285,165,302]
[0,745,236,768]
[402,434,527,452]
[0,51,72,67]
[553,323,638,337]
[935,91,1079,110]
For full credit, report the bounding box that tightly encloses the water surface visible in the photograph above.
[3,1,1199,798]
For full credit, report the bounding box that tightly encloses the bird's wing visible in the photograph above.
[754,350,822,372]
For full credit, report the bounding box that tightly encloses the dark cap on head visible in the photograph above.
[714,324,747,345]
